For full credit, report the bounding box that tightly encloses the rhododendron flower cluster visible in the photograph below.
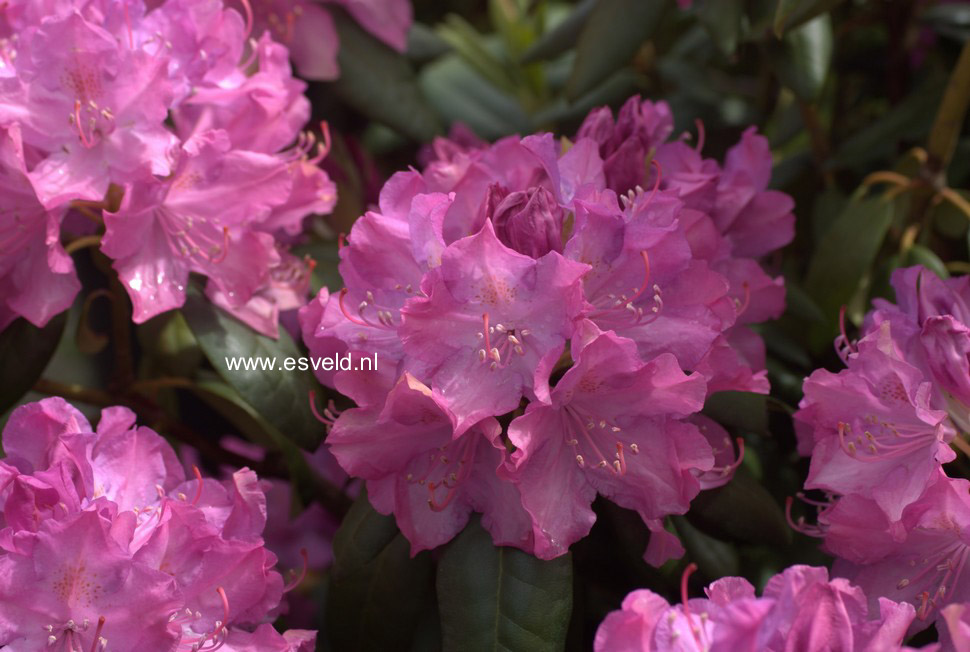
[795,266,970,632]
[300,95,794,560]
[0,0,336,336]
[594,565,917,652]
[0,397,312,650]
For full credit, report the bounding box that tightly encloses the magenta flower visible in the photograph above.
[102,130,288,322]
[0,0,336,334]
[796,323,954,521]
[594,565,915,652]
[302,95,796,559]
[328,373,532,553]
[0,124,80,331]
[400,220,589,434]
[0,397,312,648]
[823,473,970,629]
[503,330,709,558]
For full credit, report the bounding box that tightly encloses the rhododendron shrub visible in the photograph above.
[300,94,794,561]
[0,0,335,336]
[0,397,312,650]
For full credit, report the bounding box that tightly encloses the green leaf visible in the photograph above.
[903,244,950,280]
[703,391,767,434]
[0,313,67,414]
[672,516,740,579]
[436,518,573,652]
[179,288,325,450]
[189,379,348,512]
[565,0,667,100]
[773,0,844,37]
[330,9,441,141]
[420,53,532,139]
[770,13,832,101]
[696,0,744,56]
[829,79,945,170]
[326,492,433,652]
[686,469,792,546]
[407,22,451,62]
[520,0,596,63]
[804,195,894,352]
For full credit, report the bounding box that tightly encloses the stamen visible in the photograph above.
[191,466,203,506]
[238,0,253,39]
[680,563,706,650]
[74,100,93,148]
[208,227,230,264]
[89,617,105,652]
[694,119,705,153]
[283,549,309,593]
[614,442,627,475]
[309,390,337,430]
[123,3,133,49]
[482,314,492,358]
[338,288,371,327]
[734,282,751,316]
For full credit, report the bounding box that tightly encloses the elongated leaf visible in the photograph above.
[804,195,894,351]
[697,0,744,56]
[0,313,67,414]
[687,470,791,546]
[180,288,325,449]
[773,0,844,37]
[565,0,667,100]
[436,518,573,652]
[330,10,441,141]
[703,391,767,434]
[770,13,832,101]
[520,0,596,63]
[672,516,740,579]
[326,492,433,652]
[830,79,945,170]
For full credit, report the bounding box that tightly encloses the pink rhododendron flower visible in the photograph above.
[0,397,313,649]
[594,565,916,652]
[301,95,796,560]
[504,330,710,558]
[0,123,80,331]
[796,321,954,521]
[0,0,336,335]
[795,265,970,632]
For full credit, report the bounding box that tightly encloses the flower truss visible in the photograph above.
[795,266,970,638]
[0,0,336,337]
[300,95,795,561]
[0,397,313,650]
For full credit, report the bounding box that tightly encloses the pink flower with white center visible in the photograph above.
[101,129,289,322]
[796,322,954,521]
[503,330,709,559]
[0,123,80,332]
[400,220,589,435]
[328,373,532,553]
